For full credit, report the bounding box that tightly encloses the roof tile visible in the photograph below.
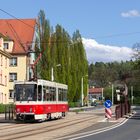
[0,19,36,54]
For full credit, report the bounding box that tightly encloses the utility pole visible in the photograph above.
[131,86,133,105]
[112,84,114,105]
[102,88,104,101]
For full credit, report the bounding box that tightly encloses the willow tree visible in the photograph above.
[36,10,88,103]
[36,10,51,80]
[70,30,88,102]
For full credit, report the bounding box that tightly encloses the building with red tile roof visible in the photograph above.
[89,87,103,100]
[0,19,36,54]
[0,19,37,103]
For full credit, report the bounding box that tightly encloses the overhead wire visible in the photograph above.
[1,8,140,42]
[94,31,140,39]
[0,8,35,29]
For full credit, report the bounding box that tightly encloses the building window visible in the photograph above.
[9,73,17,82]
[9,57,17,66]
[4,43,9,49]
[9,90,14,99]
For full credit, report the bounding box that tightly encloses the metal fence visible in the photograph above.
[115,101,131,120]
[5,105,15,120]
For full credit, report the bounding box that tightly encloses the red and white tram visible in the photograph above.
[14,79,68,121]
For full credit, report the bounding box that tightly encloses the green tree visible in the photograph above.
[36,10,88,104]
[36,10,51,80]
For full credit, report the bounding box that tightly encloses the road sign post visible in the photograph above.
[104,100,112,108]
[104,100,112,121]
[105,108,112,120]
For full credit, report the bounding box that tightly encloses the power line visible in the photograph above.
[0,8,35,29]
[94,31,140,39]
[1,8,140,39]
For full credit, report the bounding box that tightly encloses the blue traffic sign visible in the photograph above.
[104,100,112,108]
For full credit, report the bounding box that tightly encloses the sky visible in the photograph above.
[0,0,140,63]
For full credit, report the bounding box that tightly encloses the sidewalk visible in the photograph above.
[0,113,15,123]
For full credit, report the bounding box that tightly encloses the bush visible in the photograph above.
[0,104,15,114]
[68,102,81,108]
[0,104,6,113]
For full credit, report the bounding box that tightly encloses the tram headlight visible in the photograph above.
[17,108,20,113]
[30,108,32,113]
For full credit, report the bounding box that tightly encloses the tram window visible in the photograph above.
[43,86,56,101]
[15,84,37,101]
[58,88,67,101]
[47,92,50,101]
[46,87,51,101]
[50,87,56,101]
[38,85,42,101]
[58,88,63,101]
[63,89,67,101]
[58,88,61,101]
[43,86,47,101]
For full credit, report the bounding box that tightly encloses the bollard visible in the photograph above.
[5,105,7,120]
[105,108,112,120]
[9,106,10,120]
[11,107,13,120]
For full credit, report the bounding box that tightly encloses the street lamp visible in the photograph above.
[109,82,114,105]
[112,84,114,105]
[51,64,61,81]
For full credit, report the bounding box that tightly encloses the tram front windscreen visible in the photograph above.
[15,84,37,101]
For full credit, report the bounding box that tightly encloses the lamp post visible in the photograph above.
[112,84,114,105]
[51,64,61,81]
[109,82,114,105]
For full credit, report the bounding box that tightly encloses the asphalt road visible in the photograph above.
[75,107,140,140]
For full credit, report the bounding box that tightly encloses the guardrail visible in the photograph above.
[5,105,15,120]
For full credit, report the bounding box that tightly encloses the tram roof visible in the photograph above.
[14,79,68,89]
[38,79,68,89]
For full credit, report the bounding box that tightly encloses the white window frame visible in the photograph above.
[9,73,17,82]
[4,43,9,49]
[9,57,17,66]
[9,90,14,99]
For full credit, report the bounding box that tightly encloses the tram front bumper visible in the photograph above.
[16,113,35,121]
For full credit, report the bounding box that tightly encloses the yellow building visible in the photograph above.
[0,35,11,104]
[0,19,37,103]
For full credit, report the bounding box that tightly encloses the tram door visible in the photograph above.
[38,85,42,101]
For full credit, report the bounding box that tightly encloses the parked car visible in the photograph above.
[90,98,97,106]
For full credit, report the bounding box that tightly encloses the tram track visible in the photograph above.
[0,115,99,140]
[0,114,93,131]
[0,116,87,131]
[0,123,32,130]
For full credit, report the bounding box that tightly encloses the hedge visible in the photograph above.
[0,104,15,114]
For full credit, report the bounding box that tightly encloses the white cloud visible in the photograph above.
[82,38,133,63]
[121,10,140,18]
